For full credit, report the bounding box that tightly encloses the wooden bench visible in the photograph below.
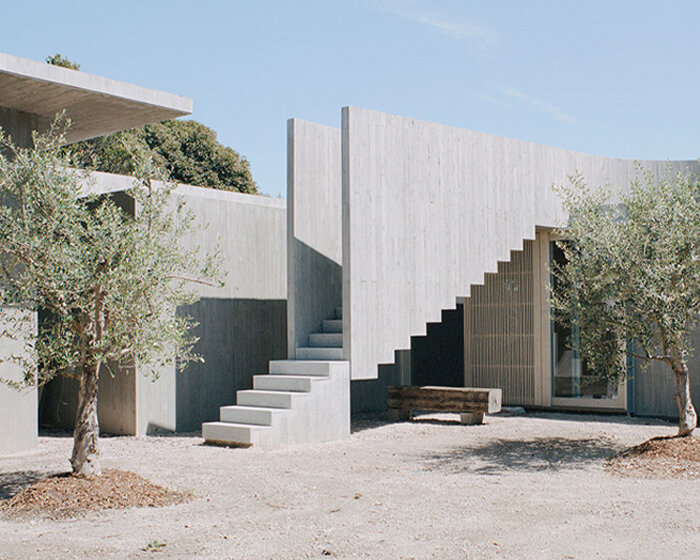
[387,386,502,425]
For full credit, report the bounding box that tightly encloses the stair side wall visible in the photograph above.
[256,361,350,448]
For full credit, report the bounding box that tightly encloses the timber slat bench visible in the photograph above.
[387,386,502,425]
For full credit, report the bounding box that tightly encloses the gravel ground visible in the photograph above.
[1,412,698,560]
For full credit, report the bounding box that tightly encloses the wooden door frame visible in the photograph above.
[539,228,627,411]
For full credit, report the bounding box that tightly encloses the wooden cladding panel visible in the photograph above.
[465,241,536,406]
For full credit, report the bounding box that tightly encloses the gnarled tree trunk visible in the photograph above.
[70,361,101,475]
[672,361,697,437]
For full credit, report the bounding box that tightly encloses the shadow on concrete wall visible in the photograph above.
[291,239,342,350]
[176,297,287,432]
[351,305,464,414]
[40,297,287,434]
[410,305,464,387]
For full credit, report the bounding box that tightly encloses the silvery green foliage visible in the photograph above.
[0,119,221,388]
[551,169,700,384]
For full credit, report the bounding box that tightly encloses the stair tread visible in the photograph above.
[238,389,302,396]
[296,347,343,350]
[308,332,343,347]
[322,319,343,333]
[270,360,341,366]
[203,421,271,430]
[268,360,335,375]
[220,404,286,412]
[296,349,344,361]
[256,374,322,380]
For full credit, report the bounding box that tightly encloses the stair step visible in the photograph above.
[296,347,344,360]
[309,333,342,347]
[334,307,342,319]
[237,389,301,408]
[202,421,270,446]
[269,360,332,376]
[253,374,318,392]
[322,319,342,333]
[220,405,282,426]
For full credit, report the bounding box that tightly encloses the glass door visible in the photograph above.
[549,240,626,409]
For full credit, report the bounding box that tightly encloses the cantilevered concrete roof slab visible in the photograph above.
[0,52,192,144]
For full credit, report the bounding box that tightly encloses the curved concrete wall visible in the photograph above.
[342,106,700,380]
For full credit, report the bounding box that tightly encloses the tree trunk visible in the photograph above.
[70,361,101,475]
[672,361,697,437]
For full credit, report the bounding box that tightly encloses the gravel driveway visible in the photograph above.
[1,412,698,560]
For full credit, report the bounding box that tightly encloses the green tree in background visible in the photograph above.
[66,121,258,194]
[46,54,258,194]
[46,53,80,70]
[552,170,699,436]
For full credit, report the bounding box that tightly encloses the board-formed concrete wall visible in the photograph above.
[41,177,287,434]
[173,184,287,432]
[287,119,342,356]
[0,308,36,454]
[341,106,700,381]
[633,329,700,419]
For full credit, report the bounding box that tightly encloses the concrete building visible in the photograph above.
[2,50,697,453]
[203,106,700,447]
[0,52,192,454]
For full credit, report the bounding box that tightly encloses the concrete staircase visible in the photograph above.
[296,307,343,360]
[202,309,349,448]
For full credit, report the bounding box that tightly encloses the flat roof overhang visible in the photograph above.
[0,52,193,144]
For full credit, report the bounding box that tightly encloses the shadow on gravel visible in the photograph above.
[421,436,622,475]
[525,411,676,428]
[411,417,468,427]
[352,412,481,433]
[351,413,392,434]
[0,470,65,500]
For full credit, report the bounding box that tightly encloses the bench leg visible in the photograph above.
[459,412,484,425]
[388,408,411,422]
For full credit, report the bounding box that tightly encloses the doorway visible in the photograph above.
[548,237,626,410]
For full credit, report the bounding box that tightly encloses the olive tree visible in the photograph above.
[552,169,699,436]
[0,122,220,474]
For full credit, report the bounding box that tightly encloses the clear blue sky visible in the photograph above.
[2,1,699,197]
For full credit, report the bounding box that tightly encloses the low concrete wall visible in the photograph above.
[171,184,287,432]
[41,176,287,435]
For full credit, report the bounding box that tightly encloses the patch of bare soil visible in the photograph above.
[0,468,188,519]
[606,435,700,479]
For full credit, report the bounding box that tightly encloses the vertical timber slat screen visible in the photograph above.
[466,241,535,405]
